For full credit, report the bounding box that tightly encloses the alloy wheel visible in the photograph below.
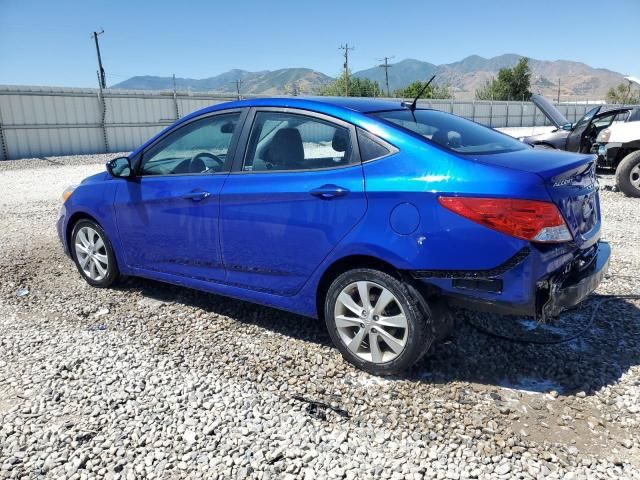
[74,226,109,282]
[334,281,408,364]
[630,163,640,189]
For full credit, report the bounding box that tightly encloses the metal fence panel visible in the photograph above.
[1,85,637,160]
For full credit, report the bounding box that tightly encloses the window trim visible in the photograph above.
[356,127,399,163]
[135,108,248,178]
[230,107,361,174]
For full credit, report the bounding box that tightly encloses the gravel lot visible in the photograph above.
[1,153,639,480]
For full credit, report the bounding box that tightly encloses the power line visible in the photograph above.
[378,56,394,97]
[339,44,354,96]
[90,29,106,90]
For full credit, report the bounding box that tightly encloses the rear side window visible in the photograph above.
[357,128,395,161]
[628,109,640,122]
[243,112,354,172]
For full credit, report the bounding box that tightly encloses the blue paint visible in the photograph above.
[389,203,420,235]
[58,97,604,319]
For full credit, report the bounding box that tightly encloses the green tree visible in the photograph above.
[317,72,382,97]
[475,57,532,101]
[394,81,451,99]
[606,82,640,104]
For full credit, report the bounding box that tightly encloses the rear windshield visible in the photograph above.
[370,109,529,155]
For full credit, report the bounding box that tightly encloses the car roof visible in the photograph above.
[208,96,405,114]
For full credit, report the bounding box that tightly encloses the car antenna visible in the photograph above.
[401,75,436,120]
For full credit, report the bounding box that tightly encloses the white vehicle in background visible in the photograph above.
[594,76,640,197]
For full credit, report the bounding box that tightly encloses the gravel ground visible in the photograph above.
[1,153,639,480]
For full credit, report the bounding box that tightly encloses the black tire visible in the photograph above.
[615,150,640,198]
[71,219,120,287]
[324,268,436,375]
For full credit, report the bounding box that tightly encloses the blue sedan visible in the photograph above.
[57,97,610,375]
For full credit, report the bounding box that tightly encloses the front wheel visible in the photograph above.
[616,150,640,198]
[324,269,435,375]
[71,219,120,287]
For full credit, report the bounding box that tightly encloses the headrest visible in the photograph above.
[263,128,304,168]
[332,130,349,153]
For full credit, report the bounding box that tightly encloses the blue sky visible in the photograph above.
[1,0,638,87]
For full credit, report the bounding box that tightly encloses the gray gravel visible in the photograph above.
[1,153,639,479]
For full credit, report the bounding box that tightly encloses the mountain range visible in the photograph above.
[112,54,627,100]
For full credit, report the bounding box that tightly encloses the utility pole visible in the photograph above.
[231,79,242,100]
[91,29,106,89]
[378,56,394,97]
[339,43,354,96]
[557,78,561,104]
[172,74,179,120]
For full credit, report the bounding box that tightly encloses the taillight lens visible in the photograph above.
[438,196,573,243]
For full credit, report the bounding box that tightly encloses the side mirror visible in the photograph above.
[106,157,133,178]
[562,123,573,131]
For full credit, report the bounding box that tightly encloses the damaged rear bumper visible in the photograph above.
[539,241,610,319]
[415,241,610,320]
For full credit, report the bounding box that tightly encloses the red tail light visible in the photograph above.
[438,196,573,243]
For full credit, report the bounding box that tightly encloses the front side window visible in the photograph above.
[627,109,640,122]
[371,109,528,155]
[574,107,600,130]
[593,112,619,129]
[243,112,353,172]
[140,113,240,175]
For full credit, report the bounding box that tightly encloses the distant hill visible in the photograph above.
[112,68,333,95]
[432,54,626,100]
[112,54,628,100]
[353,59,438,93]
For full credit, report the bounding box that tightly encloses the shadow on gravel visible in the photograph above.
[121,277,640,397]
[118,277,334,346]
[37,156,64,166]
[413,296,640,396]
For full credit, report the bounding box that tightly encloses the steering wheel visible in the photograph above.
[189,152,224,173]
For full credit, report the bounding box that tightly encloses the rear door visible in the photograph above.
[219,108,367,296]
[113,110,245,281]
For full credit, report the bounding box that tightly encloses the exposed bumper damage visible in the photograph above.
[539,241,610,319]
[414,241,610,321]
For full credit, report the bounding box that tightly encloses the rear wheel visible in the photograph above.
[616,150,640,198]
[71,219,119,287]
[324,269,435,375]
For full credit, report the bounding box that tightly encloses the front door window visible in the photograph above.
[140,113,240,175]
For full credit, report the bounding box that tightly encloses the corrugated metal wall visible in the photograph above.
[0,85,616,160]
[0,86,233,160]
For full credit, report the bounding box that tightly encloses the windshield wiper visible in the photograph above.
[401,75,436,120]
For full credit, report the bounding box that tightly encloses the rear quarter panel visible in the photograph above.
[332,127,551,271]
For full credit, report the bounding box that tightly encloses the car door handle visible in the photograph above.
[182,191,211,202]
[309,184,350,200]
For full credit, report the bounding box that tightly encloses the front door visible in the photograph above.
[566,106,601,152]
[114,111,243,282]
[219,109,367,296]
